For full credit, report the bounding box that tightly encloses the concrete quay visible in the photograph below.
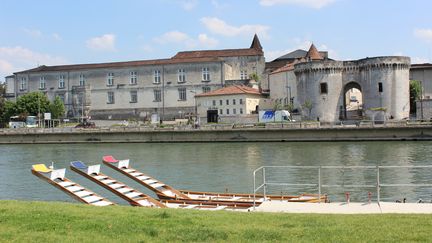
[0,125,432,144]
[255,201,432,214]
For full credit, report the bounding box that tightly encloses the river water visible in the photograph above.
[1,141,431,204]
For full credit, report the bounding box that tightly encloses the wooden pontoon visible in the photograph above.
[102,155,326,203]
[31,164,114,206]
[70,161,251,210]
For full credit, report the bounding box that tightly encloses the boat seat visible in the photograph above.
[100,179,115,184]
[137,199,153,207]
[130,172,142,177]
[124,191,141,198]
[109,183,124,189]
[136,175,150,180]
[75,190,93,197]
[82,196,103,203]
[32,164,52,173]
[70,161,87,169]
[143,179,157,184]
[66,186,84,192]
[103,155,118,163]
[58,181,74,187]
[123,169,135,173]
[117,187,133,193]
[92,201,112,206]
[162,190,176,197]
[94,175,107,180]
[149,183,165,188]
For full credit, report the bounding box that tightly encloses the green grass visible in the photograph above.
[1,200,431,242]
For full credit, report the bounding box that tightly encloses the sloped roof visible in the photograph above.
[274,49,308,61]
[195,85,262,97]
[250,34,263,51]
[306,44,323,60]
[14,57,221,74]
[172,35,264,59]
[270,63,295,74]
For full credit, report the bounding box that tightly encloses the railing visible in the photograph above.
[252,165,432,210]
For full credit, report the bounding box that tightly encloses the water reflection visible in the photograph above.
[0,141,431,203]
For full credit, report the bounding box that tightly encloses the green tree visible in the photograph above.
[410,80,422,114]
[15,92,50,116]
[49,96,65,119]
[0,83,6,127]
[302,100,313,119]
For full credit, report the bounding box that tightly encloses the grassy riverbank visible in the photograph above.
[1,200,431,242]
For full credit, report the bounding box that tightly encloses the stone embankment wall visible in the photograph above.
[0,126,431,144]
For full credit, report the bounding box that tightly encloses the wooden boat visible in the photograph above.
[70,161,252,210]
[31,164,114,206]
[70,161,165,208]
[102,155,326,203]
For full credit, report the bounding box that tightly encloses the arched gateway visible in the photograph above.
[294,56,411,123]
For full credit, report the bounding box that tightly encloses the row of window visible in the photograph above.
[106,87,211,104]
[212,98,243,107]
[20,68,212,91]
[319,82,384,94]
[219,108,244,115]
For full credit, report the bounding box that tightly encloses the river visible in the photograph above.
[1,141,431,204]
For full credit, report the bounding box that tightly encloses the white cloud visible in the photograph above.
[411,57,430,64]
[180,0,198,10]
[259,0,336,8]
[201,17,270,38]
[265,38,338,61]
[414,28,432,43]
[153,31,218,49]
[197,34,218,47]
[23,28,43,38]
[154,31,191,44]
[0,46,67,79]
[52,33,62,41]
[86,34,116,51]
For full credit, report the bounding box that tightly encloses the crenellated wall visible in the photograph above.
[294,56,411,123]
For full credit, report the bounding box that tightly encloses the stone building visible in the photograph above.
[195,85,262,124]
[268,44,411,123]
[5,35,265,121]
[410,63,432,119]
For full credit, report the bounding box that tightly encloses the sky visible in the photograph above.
[1,0,432,79]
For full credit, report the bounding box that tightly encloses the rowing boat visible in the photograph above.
[31,163,114,206]
[102,155,326,203]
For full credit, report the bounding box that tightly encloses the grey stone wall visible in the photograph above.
[294,56,411,123]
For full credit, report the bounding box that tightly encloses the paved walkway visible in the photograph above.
[255,201,432,214]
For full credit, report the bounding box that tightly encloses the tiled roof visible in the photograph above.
[306,44,323,60]
[270,63,295,74]
[172,48,263,59]
[195,85,262,97]
[14,57,221,74]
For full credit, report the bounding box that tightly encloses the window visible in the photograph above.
[239,98,243,105]
[226,99,229,105]
[19,77,27,90]
[226,109,230,115]
[107,73,114,86]
[178,69,186,83]
[378,82,383,93]
[79,74,85,86]
[320,83,328,94]
[107,91,114,104]
[202,67,210,81]
[240,70,248,80]
[130,90,137,103]
[202,86,211,93]
[154,70,161,84]
[178,87,186,101]
[154,89,161,102]
[219,109,223,115]
[58,75,65,89]
[233,99,236,105]
[130,71,137,85]
[219,100,222,106]
[233,108,237,114]
[240,108,243,114]
[39,77,46,89]
[212,100,216,106]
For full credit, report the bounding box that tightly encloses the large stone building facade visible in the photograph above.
[5,35,265,121]
[295,57,411,122]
